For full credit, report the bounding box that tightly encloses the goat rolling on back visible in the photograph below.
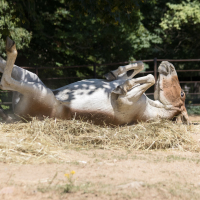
[0,37,189,125]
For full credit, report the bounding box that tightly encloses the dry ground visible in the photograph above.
[0,115,200,200]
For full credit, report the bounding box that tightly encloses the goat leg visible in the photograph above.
[104,61,144,81]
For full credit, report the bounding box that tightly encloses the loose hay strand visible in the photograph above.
[0,117,199,163]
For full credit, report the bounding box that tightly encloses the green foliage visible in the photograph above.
[1,0,200,79]
[68,0,149,24]
[0,0,31,55]
[139,0,200,69]
[128,23,162,52]
[1,0,156,81]
[187,105,200,115]
[160,0,200,30]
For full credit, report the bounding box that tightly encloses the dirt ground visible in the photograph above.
[188,115,200,123]
[1,115,200,200]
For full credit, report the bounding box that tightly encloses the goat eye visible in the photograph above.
[181,91,184,97]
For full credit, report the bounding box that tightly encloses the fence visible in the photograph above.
[0,58,200,106]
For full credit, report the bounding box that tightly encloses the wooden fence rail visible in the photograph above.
[0,58,200,105]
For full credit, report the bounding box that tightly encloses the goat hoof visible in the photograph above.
[104,72,116,81]
[6,37,15,52]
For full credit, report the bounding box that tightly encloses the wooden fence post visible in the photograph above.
[154,58,157,91]
[35,66,38,76]
[93,63,96,78]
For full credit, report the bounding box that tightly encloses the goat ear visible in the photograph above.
[112,86,126,95]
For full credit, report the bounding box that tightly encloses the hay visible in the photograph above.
[0,117,199,164]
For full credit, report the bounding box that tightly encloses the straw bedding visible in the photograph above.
[0,117,199,163]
